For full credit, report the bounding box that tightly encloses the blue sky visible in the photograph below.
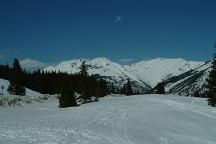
[0,0,216,66]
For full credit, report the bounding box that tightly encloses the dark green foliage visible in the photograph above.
[7,76,26,96]
[13,58,22,73]
[154,82,165,94]
[206,51,216,107]
[122,78,133,96]
[79,61,88,77]
[77,61,108,102]
[59,77,77,108]
[0,64,10,80]
[110,83,116,94]
[78,61,90,102]
[7,59,26,96]
[192,90,200,97]
[96,79,108,97]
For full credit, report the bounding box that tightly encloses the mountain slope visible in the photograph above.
[164,61,211,96]
[45,58,152,93]
[125,58,204,86]
[44,57,204,93]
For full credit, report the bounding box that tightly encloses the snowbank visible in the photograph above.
[0,94,57,107]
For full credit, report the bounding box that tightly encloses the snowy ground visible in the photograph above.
[0,95,216,144]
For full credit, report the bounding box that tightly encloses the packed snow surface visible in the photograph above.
[0,95,216,144]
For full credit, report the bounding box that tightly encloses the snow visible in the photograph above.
[20,58,48,69]
[1,94,216,144]
[44,57,204,88]
[0,95,57,106]
[128,58,204,86]
[44,58,151,92]
[165,61,212,95]
[0,78,43,97]
[45,58,89,74]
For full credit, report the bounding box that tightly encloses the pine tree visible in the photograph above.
[96,79,108,97]
[79,61,89,102]
[154,82,165,94]
[110,83,116,94]
[7,58,26,96]
[59,78,77,108]
[206,44,216,106]
[123,78,133,96]
[79,61,88,77]
[13,59,22,73]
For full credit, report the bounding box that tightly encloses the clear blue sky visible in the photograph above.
[0,0,216,64]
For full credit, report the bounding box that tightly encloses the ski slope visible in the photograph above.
[1,95,216,144]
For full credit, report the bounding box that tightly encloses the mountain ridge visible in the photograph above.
[44,57,206,94]
[164,61,211,96]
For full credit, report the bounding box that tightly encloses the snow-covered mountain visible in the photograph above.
[164,61,211,96]
[125,58,204,86]
[44,57,204,93]
[45,58,151,93]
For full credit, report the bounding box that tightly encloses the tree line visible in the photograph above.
[0,58,144,107]
[0,58,174,108]
[0,59,108,107]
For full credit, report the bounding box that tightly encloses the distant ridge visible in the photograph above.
[44,57,205,94]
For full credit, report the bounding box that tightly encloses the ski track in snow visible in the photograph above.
[1,95,216,144]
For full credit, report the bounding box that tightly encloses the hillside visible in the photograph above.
[164,61,211,96]
[0,94,216,144]
[0,78,43,97]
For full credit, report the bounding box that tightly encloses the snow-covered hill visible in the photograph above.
[44,57,204,93]
[0,78,53,106]
[0,78,43,97]
[1,94,216,144]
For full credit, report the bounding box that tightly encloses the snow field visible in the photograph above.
[0,95,216,144]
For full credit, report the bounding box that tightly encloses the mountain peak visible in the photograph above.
[44,57,205,91]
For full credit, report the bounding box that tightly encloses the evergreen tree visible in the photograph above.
[59,78,77,108]
[13,58,22,73]
[193,90,200,97]
[79,61,89,102]
[123,78,133,96]
[206,44,216,106]
[79,61,88,76]
[0,63,10,80]
[7,59,26,96]
[96,79,108,97]
[110,83,116,94]
[154,82,165,94]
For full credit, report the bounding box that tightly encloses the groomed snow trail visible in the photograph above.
[0,95,216,144]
